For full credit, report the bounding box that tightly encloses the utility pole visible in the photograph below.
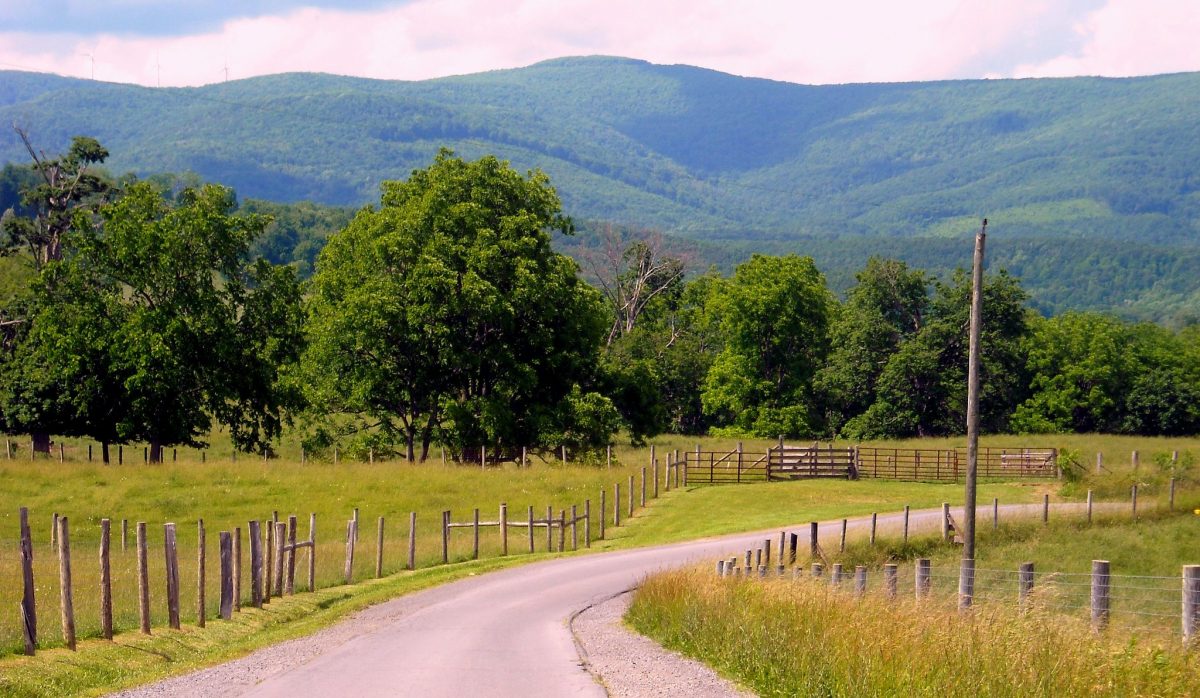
[963,218,987,560]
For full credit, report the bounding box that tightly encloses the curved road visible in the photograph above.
[120,502,1079,697]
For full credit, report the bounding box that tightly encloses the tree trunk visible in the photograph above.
[149,440,163,464]
[32,431,50,454]
[101,441,110,465]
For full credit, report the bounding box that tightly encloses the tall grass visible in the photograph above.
[628,567,1200,697]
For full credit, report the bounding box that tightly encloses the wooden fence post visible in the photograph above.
[1091,560,1111,631]
[52,512,58,551]
[870,513,877,545]
[614,483,621,527]
[831,563,843,587]
[219,532,233,620]
[1131,485,1138,519]
[234,526,242,610]
[441,510,450,564]
[58,516,76,650]
[941,503,950,541]
[854,566,867,596]
[473,508,480,560]
[377,516,386,577]
[571,505,578,550]
[264,521,273,603]
[407,512,416,571]
[992,498,999,530]
[627,475,634,517]
[584,499,591,548]
[883,563,897,599]
[19,507,36,654]
[273,522,286,597]
[345,519,357,584]
[558,510,565,553]
[1087,490,1094,524]
[1042,494,1049,524]
[1019,562,1035,610]
[653,459,659,498]
[500,503,508,556]
[287,515,298,594]
[959,557,975,610]
[164,523,180,629]
[810,522,818,559]
[561,445,567,466]
[1169,478,1176,510]
[197,519,206,628]
[778,531,786,564]
[916,558,931,598]
[1184,565,1200,645]
[607,444,611,469]
[788,532,798,565]
[546,505,554,552]
[811,562,823,578]
[840,519,847,553]
[249,520,263,608]
[122,519,128,552]
[99,518,112,640]
[641,467,646,507]
[599,488,606,540]
[527,505,535,553]
[903,505,910,544]
[763,539,772,568]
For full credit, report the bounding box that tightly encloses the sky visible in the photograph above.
[0,0,1196,87]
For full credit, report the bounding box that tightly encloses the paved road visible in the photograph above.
[121,502,1076,698]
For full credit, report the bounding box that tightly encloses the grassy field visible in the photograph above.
[627,565,1200,698]
[0,431,1195,695]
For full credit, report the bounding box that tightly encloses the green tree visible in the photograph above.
[815,258,928,435]
[2,181,303,461]
[300,151,612,461]
[701,254,834,437]
[849,269,1030,438]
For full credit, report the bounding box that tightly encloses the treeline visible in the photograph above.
[1,142,1197,463]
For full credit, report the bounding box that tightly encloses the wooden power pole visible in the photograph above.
[963,219,987,561]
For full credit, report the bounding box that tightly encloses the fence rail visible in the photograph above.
[681,443,1058,485]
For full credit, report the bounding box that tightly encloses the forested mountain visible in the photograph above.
[1,57,1198,320]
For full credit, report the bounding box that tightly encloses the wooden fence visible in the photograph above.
[681,442,1058,485]
[6,455,696,655]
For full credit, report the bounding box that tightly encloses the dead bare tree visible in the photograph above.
[584,225,687,347]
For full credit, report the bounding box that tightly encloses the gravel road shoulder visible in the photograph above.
[572,591,755,698]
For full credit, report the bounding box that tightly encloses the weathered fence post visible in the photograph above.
[1018,562,1035,610]
[831,563,843,587]
[788,532,798,565]
[571,505,578,550]
[1042,494,1049,524]
[809,522,819,560]
[763,539,772,568]
[287,515,298,594]
[500,503,508,556]
[1184,565,1200,645]
[641,467,647,507]
[164,522,180,630]
[811,562,823,578]
[628,475,634,518]
[19,507,36,654]
[344,519,357,584]
[441,510,450,564]
[870,513,877,545]
[599,488,606,540]
[1092,560,1111,631]
[264,521,273,603]
[58,516,76,650]
[99,518,112,640]
[941,503,950,541]
[606,444,611,469]
[377,516,386,576]
[52,512,58,551]
[584,499,591,548]
[653,459,659,498]
[558,510,566,553]
[219,531,233,620]
[197,519,206,628]
[122,519,128,552]
[473,508,480,560]
[840,519,847,553]
[249,520,263,608]
[992,497,999,530]
[528,505,536,553]
[234,526,242,610]
[916,558,931,598]
[959,558,975,610]
[407,512,416,571]
[1169,478,1176,510]
[884,563,897,599]
[307,513,317,592]
[137,521,151,632]
[614,482,621,527]
[273,522,286,597]
[1087,490,1094,524]
[1131,485,1138,519]
[546,505,554,552]
[778,531,786,564]
[854,566,867,596]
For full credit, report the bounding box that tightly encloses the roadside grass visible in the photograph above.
[0,431,1194,695]
[626,566,1200,698]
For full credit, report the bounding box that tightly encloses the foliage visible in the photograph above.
[300,151,612,461]
[701,255,835,437]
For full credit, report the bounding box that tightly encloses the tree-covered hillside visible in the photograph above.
[1,57,1198,320]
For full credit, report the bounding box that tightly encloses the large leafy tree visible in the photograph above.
[848,269,1031,438]
[701,254,835,437]
[815,258,928,435]
[2,181,303,461]
[300,151,613,461]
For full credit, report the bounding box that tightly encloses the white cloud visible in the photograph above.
[0,0,1195,87]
